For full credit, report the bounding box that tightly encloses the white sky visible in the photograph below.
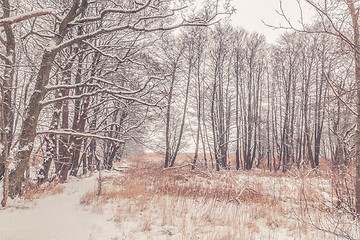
[230,0,316,43]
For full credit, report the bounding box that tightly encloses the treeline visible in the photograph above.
[159,24,355,172]
[0,0,228,204]
[0,0,356,206]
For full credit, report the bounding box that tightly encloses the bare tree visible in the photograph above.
[274,0,360,217]
[4,0,224,197]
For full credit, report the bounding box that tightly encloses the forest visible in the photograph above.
[1,0,360,239]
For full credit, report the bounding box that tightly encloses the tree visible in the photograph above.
[233,28,247,170]
[163,36,185,168]
[0,0,51,205]
[277,0,360,217]
[209,24,233,170]
[239,32,266,170]
[4,0,225,197]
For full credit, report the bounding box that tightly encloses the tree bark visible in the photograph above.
[0,0,15,180]
[169,50,193,167]
[9,50,56,197]
[347,0,360,216]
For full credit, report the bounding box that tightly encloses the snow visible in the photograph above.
[0,143,4,154]
[19,143,33,152]
[0,9,53,26]
[0,155,358,240]
[46,40,57,51]
[36,130,125,144]
[0,174,121,240]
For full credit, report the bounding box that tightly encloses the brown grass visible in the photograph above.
[101,162,274,207]
[80,190,97,205]
[80,154,359,239]
[22,182,64,200]
[83,160,330,211]
[80,162,295,239]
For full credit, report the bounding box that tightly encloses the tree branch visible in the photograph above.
[323,72,358,116]
[36,129,125,143]
[0,9,53,26]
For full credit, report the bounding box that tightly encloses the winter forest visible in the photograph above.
[1,0,360,239]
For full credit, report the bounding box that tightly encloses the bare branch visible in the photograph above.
[36,129,125,143]
[50,20,218,53]
[324,72,358,116]
[0,9,53,26]
[71,0,152,24]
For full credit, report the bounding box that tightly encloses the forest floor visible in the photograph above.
[0,153,359,240]
[0,172,120,240]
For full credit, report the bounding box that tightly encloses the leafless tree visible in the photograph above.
[275,0,360,216]
[0,0,225,198]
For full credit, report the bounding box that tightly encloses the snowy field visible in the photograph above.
[0,154,359,240]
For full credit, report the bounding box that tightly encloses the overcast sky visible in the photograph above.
[230,0,315,43]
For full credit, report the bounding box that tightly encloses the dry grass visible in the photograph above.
[83,162,273,207]
[80,190,97,205]
[80,155,359,239]
[81,165,287,238]
[22,181,64,200]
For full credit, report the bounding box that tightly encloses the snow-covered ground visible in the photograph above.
[0,155,359,240]
[0,173,121,240]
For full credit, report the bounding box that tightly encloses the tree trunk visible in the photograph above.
[38,85,62,184]
[9,50,56,197]
[169,53,193,167]
[347,0,360,216]
[164,65,177,168]
[0,0,15,180]
[235,50,241,170]
[192,56,202,170]
[1,82,10,206]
